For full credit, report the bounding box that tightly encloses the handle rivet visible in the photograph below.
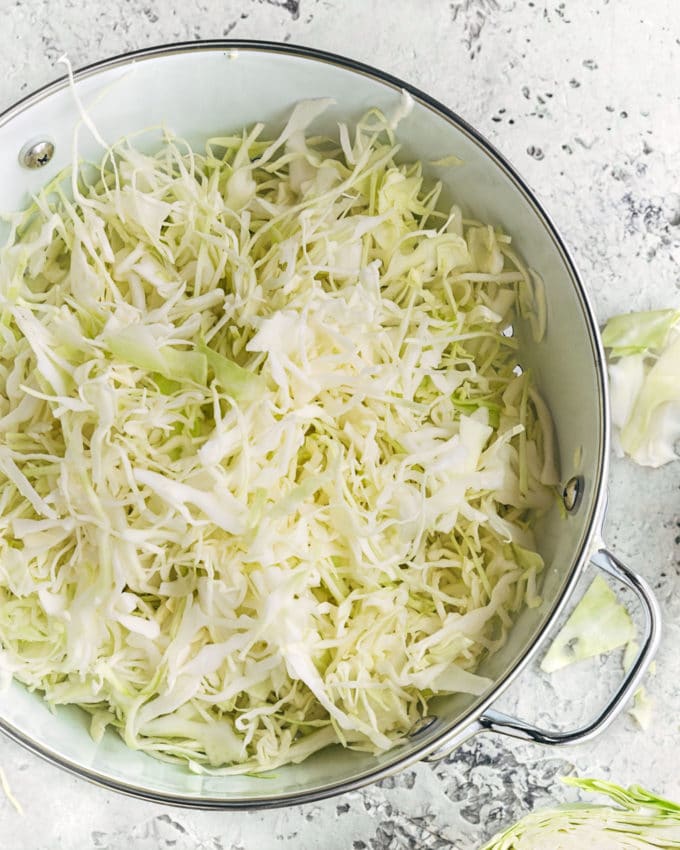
[19,139,55,169]
[408,715,438,737]
[563,476,583,512]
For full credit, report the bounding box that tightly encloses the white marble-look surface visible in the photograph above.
[0,1,679,847]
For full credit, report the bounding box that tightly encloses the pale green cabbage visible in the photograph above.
[604,308,680,467]
[0,100,556,772]
[629,686,654,731]
[481,778,680,849]
[540,575,635,674]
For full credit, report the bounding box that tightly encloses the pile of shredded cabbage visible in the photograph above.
[0,99,557,773]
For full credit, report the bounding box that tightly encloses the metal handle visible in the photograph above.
[424,548,661,761]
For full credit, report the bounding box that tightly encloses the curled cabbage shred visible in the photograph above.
[481,778,680,849]
[0,100,556,773]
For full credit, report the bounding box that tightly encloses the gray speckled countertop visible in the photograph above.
[1,1,679,847]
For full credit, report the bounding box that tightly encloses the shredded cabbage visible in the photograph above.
[481,778,680,849]
[604,308,680,467]
[0,101,556,772]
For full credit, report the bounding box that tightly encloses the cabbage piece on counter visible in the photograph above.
[481,778,680,849]
[0,100,556,773]
[603,308,680,467]
[540,575,634,673]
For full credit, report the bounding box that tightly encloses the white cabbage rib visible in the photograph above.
[0,101,556,773]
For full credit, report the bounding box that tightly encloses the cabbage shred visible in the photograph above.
[0,101,556,772]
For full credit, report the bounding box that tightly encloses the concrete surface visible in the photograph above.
[0,1,679,847]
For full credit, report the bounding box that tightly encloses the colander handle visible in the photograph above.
[423,548,661,762]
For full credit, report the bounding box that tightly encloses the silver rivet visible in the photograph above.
[19,139,55,169]
[563,476,583,512]
[408,715,438,737]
